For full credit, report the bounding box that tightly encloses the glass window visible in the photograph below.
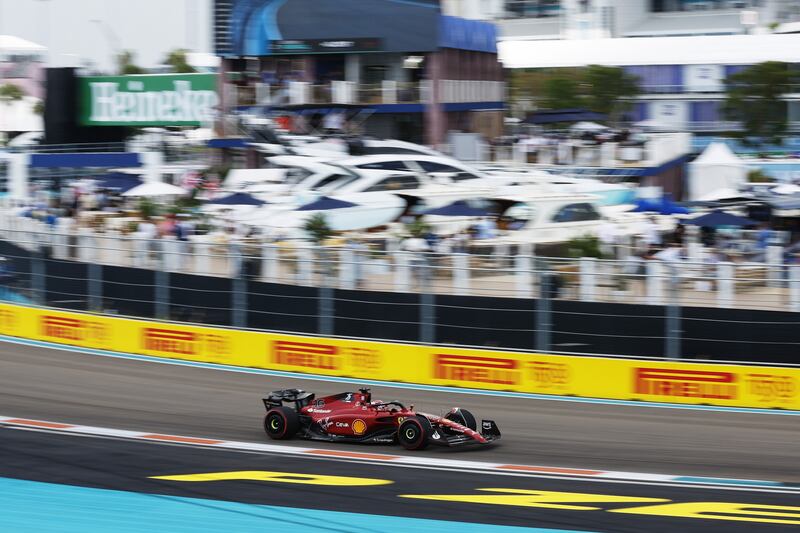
[362,146,429,155]
[417,161,481,181]
[356,161,410,171]
[363,174,421,192]
[283,167,312,185]
[418,161,459,173]
[313,174,359,193]
[551,203,602,223]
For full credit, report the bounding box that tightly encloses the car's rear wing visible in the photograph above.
[263,388,315,411]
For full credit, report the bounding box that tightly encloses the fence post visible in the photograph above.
[766,245,784,288]
[419,291,435,344]
[132,234,147,268]
[790,265,800,312]
[231,274,247,328]
[664,262,681,360]
[154,241,169,320]
[579,257,596,302]
[318,284,334,336]
[229,241,243,278]
[262,243,278,282]
[88,262,103,312]
[340,247,355,290]
[535,261,552,352]
[162,236,179,272]
[646,261,663,305]
[452,252,470,294]
[515,254,532,298]
[295,245,313,285]
[193,239,210,275]
[394,251,410,292]
[717,262,734,308]
[31,244,46,305]
[78,227,94,263]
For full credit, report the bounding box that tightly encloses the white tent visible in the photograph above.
[688,142,748,201]
[0,97,43,133]
[570,121,608,133]
[122,182,187,197]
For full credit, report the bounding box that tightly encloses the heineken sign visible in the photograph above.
[79,73,219,126]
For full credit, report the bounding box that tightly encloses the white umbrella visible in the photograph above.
[772,183,800,195]
[570,121,608,132]
[122,182,188,197]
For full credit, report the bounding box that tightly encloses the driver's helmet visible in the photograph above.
[358,387,371,403]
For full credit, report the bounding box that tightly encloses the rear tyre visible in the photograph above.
[445,408,477,431]
[397,416,431,450]
[264,406,300,440]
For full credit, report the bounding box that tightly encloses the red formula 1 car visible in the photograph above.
[262,387,500,450]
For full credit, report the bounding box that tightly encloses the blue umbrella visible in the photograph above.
[94,172,142,192]
[631,198,662,213]
[424,200,491,217]
[632,195,690,215]
[659,194,691,215]
[297,196,358,211]
[686,210,755,228]
[208,192,267,206]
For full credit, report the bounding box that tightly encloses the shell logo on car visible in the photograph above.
[352,419,367,435]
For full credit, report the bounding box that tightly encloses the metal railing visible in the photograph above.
[0,225,798,362]
[1,222,794,311]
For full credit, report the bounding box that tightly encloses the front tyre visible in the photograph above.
[397,416,432,450]
[264,406,299,440]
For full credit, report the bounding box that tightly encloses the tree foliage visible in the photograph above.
[117,50,145,75]
[303,213,333,244]
[509,65,639,121]
[582,65,640,120]
[543,77,582,110]
[723,61,795,147]
[0,84,26,101]
[164,49,196,73]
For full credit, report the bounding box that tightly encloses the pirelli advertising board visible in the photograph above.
[1,303,797,411]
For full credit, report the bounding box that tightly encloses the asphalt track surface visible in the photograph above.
[0,341,797,483]
[2,427,799,532]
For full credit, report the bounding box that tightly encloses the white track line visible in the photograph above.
[1,415,797,494]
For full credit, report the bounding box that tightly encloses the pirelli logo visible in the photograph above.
[143,328,197,355]
[634,368,737,400]
[41,316,106,342]
[434,354,520,385]
[273,341,340,370]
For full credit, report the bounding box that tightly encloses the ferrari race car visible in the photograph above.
[262,387,500,450]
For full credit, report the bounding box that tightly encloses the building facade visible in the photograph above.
[460,0,800,139]
[213,0,504,146]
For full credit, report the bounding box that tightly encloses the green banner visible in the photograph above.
[78,73,219,126]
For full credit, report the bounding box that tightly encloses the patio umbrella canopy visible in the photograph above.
[686,210,755,228]
[207,192,267,206]
[524,108,608,125]
[570,121,608,132]
[632,194,690,215]
[424,200,491,217]
[93,172,142,192]
[297,196,358,211]
[122,182,188,197]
